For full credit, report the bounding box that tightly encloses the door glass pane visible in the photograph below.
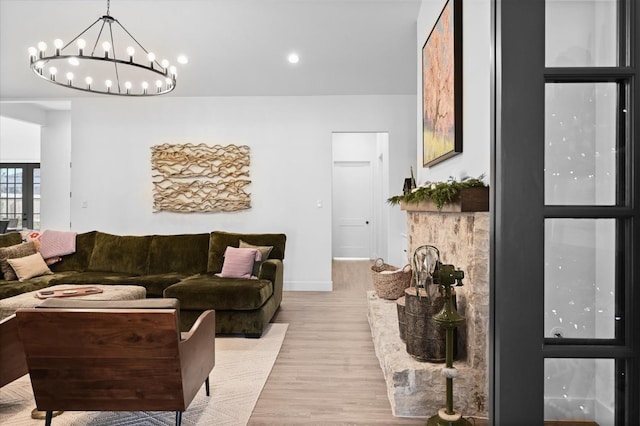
[544,358,615,426]
[545,83,618,205]
[545,219,616,339]
[546,0,618,67]
[33,168,40,230]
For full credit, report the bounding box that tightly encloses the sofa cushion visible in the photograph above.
[0,277,54,300]
[126,273,191,298]
[147,233,210,275]
[0,271,79,300]
[28,271,79,286]
[88,232,152,275]
[48,271,138,285]
[164,275,273,311]
[0,232,22,248]
[207,232,286,273]
[50,231,97,273]
[0,241,38,281]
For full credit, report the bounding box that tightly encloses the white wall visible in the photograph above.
[40,110,71,230]
[0,116,41,162]
[416,0,491,184]
[60,95,415,291]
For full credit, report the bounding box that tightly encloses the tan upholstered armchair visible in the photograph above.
[15,298,215,426]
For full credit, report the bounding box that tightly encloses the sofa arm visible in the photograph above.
[258,259,283,304]
[258,259,283,284]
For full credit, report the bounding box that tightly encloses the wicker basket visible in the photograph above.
[371,258,412,300]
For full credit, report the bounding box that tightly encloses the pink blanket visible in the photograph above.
[39,230,78,259]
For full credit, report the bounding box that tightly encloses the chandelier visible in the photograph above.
[28,0,184,96]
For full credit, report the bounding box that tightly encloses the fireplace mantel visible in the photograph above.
[400,186,489,213]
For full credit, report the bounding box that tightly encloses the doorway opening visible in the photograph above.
[331,132,389,261]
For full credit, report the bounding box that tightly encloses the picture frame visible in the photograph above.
[422,0,462,167]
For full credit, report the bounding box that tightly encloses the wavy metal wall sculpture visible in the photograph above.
[151,143,251,212]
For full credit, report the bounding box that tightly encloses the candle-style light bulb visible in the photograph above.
[102,41,111,58]
[105,79,113,92]
[77,38,86,55]
[161,59,169,72]
[126,46,135,62]
[66,72,74,85]
[49,67,57,81]
[147,52,156,68]
[28,46,37,62]
[54,39,63,55]
[125,81,132,94]
[169,65,177,78]
[142,81,149,94]
[85,76,93,89]
[155,80,163,93]
[37,42,47,58]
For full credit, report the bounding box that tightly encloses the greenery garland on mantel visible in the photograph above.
[387,175,487,210]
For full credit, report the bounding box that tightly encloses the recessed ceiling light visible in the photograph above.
[177,55,189,65]
[287,53,300,64]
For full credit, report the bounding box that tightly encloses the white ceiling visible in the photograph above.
[0,0,420,104]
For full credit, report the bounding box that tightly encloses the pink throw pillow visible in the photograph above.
[216,247,262,279]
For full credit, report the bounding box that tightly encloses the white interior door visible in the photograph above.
[332,160,373,258]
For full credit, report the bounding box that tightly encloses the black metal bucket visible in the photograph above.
[404,287,447,362]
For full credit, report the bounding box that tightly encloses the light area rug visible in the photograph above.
[0,323,288,426]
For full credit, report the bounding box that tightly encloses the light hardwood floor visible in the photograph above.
[249,259,481,425]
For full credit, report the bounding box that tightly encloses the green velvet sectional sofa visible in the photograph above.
[0,230,286,337]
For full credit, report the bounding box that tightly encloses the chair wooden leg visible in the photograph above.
[175,411,182,426]
[205,376,210,396]
[45,411,53,426]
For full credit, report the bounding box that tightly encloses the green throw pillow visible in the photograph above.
[239,240,273,276]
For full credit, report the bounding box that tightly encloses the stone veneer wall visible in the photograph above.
[408,211,490,378]
[368,210,489,418]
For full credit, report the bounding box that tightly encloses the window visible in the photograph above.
[0,164,41,230]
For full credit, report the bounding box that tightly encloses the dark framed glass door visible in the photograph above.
[0,163,41,231]
[492,0,639,424]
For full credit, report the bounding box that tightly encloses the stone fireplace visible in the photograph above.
[367,202,489,418]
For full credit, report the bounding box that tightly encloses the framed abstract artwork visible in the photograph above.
[422,0,462,167]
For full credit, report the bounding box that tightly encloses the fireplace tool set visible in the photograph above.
[412,245,471,426]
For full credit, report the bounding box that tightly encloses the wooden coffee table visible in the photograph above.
[0,284,146,321]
